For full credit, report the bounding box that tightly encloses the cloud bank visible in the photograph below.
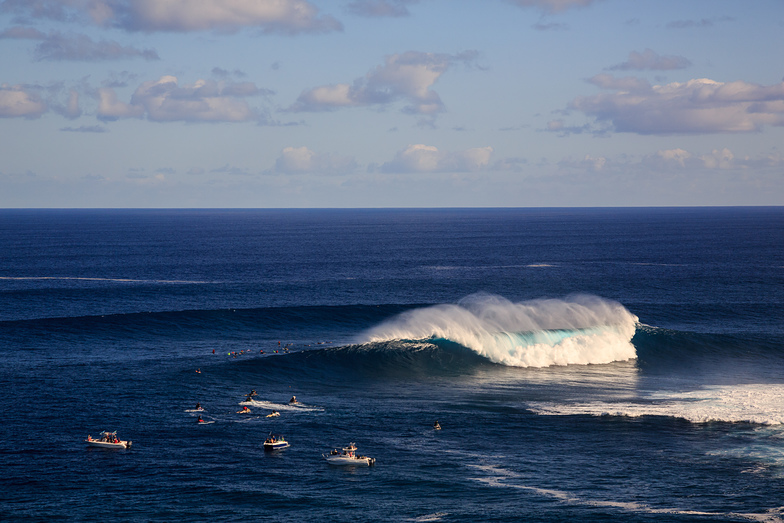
[570,75,784,134]
[97,75,270,122]
[289,50,477,116]
[0,26,158,61]
[0,0,342,34]
[556,147,784,173]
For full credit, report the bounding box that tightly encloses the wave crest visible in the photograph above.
[360,293,638,368]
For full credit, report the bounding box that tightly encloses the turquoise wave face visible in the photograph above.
[362,294,639,367]
[491,326,608,348]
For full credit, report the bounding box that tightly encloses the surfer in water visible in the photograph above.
[434,421,441,430]
[289,396,298,404]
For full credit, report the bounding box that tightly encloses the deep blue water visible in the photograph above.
[1,208,783,522]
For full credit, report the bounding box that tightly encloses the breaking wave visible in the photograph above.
[359,293,638,368]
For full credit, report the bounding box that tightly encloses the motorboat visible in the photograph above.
[263,434,289,451]
[324,443,375,466]
[86,431,131,449]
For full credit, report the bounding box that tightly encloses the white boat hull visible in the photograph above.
[86,439,131,449]
[264,441,289,450]
[325,455,375,466]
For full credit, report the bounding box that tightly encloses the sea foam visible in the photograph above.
[360,293,638,368]
[528,384,784,425]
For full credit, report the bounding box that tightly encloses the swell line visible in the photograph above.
[0,276,212,284]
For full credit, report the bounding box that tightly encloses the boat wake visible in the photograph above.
[240,399,324,412]
[359,293,638,368]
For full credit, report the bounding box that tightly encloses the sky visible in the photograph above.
[1,0,783,208]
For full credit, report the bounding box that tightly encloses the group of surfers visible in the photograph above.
[196,390,298,423]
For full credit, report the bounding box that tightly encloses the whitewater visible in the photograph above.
[361,293,638,367]
[528,384,784,425]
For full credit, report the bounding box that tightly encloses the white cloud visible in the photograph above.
[699,148,734,169]
[97,75,268,122]
[380,144,493,173]
[273,146,357,174]
[133,76,261,121]
[509,0,599,13]
[653,148,691,168]
[296,84,353,108]
[608,49,691,71]
[570,76,784,134]
[97,86,144,120]
[119,0,343,33]
[0,0,342,34]
[289,51,477,116]
[0,84,47,118]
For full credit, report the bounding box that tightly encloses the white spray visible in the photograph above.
[360,293,638,368]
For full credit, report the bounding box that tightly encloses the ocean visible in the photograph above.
[1,207,783,522]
